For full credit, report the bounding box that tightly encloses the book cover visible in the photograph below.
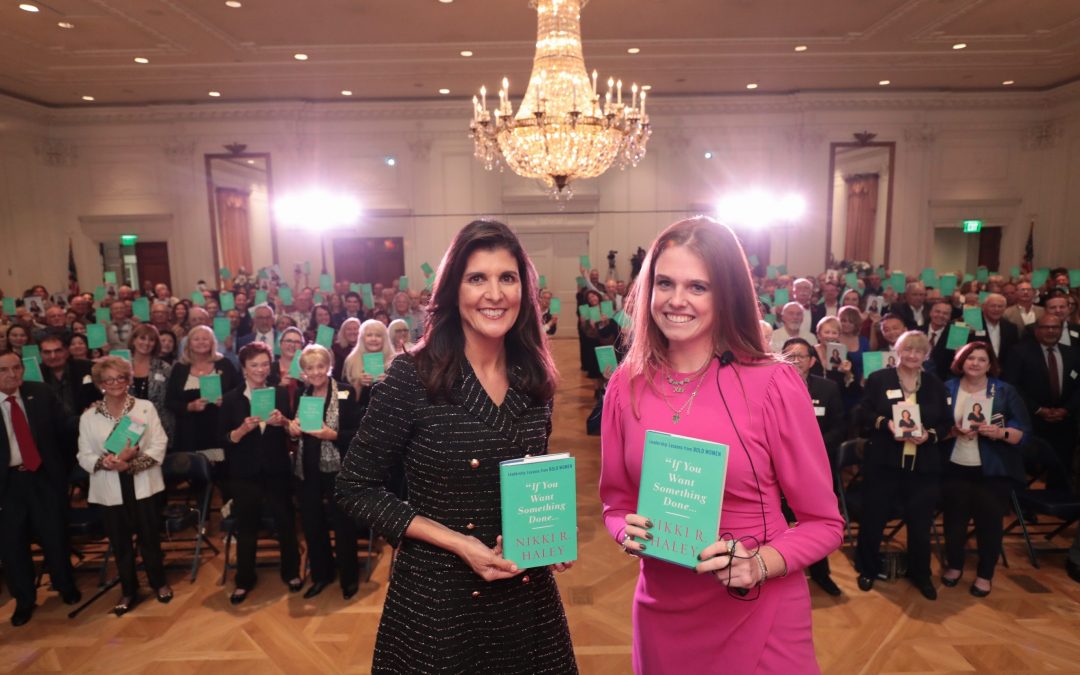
[21,357,43,383]
[946,323,971,349]
[297,395,324,432]
[315,325,335,349]
[499,453,577,568]
[635,430,729,568]
[199,373,222,402]
[892,402,923,439]
[588,306,601,323]
[549,297,562,314]
[600,300,614,317]
[863,351,885,376]
[104,415,146,455]
[363,352,385,376]
[961,394,992,431]
[110,349,132,362]
[289,351,303,379]
[250,387,276,421]
[824,342,847,371]
[595,345,618,377]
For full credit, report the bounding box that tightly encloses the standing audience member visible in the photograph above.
[1003,281,1043,334]
[128,324,174,447]
[77,356,171,615]
[333,318,361,378]
[972,294,1018,369]
[165,325,239,459]
[892,282,929,331]
[1044,292,1080,347]
[107,299,134,350]
[924,299,956,381]
[0,352,82,626]
[941,342,1030,598]
[387,319,414,356]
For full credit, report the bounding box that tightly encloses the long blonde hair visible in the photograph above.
[343,319,393,385]
[180,325,223,365]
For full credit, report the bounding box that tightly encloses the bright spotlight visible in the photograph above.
[715,190,806,229]
[274,190,361,230]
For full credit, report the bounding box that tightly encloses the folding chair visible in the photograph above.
[161,452,219,580]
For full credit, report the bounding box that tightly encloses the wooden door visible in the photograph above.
[135,242,172,291]
[977,227,1002,272]
[331,237,405,285]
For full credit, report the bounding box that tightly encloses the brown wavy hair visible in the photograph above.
[622,217,773,406]
[413,219,557,404]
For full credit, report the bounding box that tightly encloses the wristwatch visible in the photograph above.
[1003,429,1010,442]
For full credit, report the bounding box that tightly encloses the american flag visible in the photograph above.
[67,238,79,296]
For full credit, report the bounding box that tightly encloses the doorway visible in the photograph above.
[135,242,172,294]
[331,237,405,285]
[515,229,590,339]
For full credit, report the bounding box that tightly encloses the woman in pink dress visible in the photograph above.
[599,217,844,674]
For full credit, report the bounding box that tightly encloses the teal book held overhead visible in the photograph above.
[499,453,577,568]
[635,430,729,568]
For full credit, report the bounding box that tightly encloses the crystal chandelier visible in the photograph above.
[469,0,651,198]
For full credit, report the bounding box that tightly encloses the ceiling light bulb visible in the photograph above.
[341,90,353,96]
[294,53,308,61]
[18,4,39,12]
[641,85,652,91]
[1002,80,1015,86]
[460,50,473,57]
[704,151,713,160]
[225,1,242,7]
[746,83,758,90]
[81,95,95,101]
[878,79,890,86]
[952,42,967,50]
[134,57,149,64]
[208,91,221,97]
[794,45,808,52]
[627,47,640,54]
[57,21,74,29]
[439,0,453,3]
[438,88,450,95]
[385,157,397,167]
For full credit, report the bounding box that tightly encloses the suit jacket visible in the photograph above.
[0,382,68,500]
[891,303,929,331]
[923,324,955,382]
[219,385,293,479]
[809,303,827,333]
[942,377,1032,483]
[293,381,361,479]
[857,368,952,474]
[1003,304,1043,335]
[806,374,845,454]
[968,318,1020,370]
[1002,340,1080,419]
[236,329,278,351]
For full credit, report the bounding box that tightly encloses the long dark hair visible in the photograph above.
[414,219,557,404]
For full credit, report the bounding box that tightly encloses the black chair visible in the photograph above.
[161,452,219,580]
[1003,436,1080,568]
[834,438,864,544]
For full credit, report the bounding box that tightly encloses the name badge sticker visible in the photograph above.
[1071,330,1079,339]
[337,390,350,400]
[814,406,826,417]
[946,396,952,406]
[154,373,167,382]
[975,330,987,337]
[886,389,903,400]
[1071,370,1078,381]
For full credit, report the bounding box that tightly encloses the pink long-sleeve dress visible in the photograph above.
[599,358,844,674]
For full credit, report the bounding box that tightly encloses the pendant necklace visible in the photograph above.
[664,357,712,393]
[660,359,712,423]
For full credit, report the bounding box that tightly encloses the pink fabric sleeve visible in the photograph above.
[762,365,845,572]
[599,368,634,544]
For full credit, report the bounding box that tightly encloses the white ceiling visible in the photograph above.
[1,0,1078,107]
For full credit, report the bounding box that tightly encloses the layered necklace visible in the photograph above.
[660,356,713,424]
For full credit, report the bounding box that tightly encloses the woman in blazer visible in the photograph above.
[855,330,952,600]
[941,342,1031,597]
[287,344,362,600]
[218,342,301,604]
[164,325,239,458]
[77,356,170,615]
[336,220,577,674]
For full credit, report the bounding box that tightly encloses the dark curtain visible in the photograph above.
[843,173,879,263]
[215,187,253,275]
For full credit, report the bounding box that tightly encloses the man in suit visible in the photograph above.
[1003,281,1043,335]
[924,299,956,381]
[782,337,846,596]
[891,281,929,331]
[1045,292,1080,348]
[792,278,825,335]
[970,293,1019,370]
[38,335,100,473]
[236,303,278,350]
[0,351,81,626]
[1003,315,1080,491]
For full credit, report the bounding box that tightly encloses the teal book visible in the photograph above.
[22,358,43,383]
[250,387,276,421]
[87,323,107,350]
[600,300,614,317]
[96,306,111,325]
[254,290,268,306]
[963,307,984,331]
[297,395,324,432]
[863,351,886,376]
[103,415,147,455]
[580,254,591,268]
[315,324,335,349]
[213,317,231,341]
[635,431,729,568]
[21,345,40,361]
[595,345,618,376]
[587,306,601,323]
[219,291,235,311]
[2,297,15,315]
[110,349,132,362]
[940,274,957,296]
[538,275,547,289]
[279,286,294,306]
[774,288,789,305]
[947,322,971,349]
[132,297,150,322]
[289,351,303,379]
[499,453,577,568]
[360,283,374,308]
[363,352,385,376]
[199,373,222,402]
[104,271,117,284]
[421,262,434,277]
[320,274,333,292]
[191,290,205,306]
[399,275,409,291]
[549,297,561,314]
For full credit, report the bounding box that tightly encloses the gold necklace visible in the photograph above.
[659,360,711,423]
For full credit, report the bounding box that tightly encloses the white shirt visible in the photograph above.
[1060,327,1073,347]
[254,331,273,345]
[950,388,982,466]
[910,305,925,326]
[76,399,167,506]
[2,390,27,467]
[1020,306,1037,325]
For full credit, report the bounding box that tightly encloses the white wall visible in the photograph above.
[1,85,1079,298]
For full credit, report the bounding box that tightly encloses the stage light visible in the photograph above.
[715,190,806,229]
[274,190,361,230]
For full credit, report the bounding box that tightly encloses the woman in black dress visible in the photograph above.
[165,325,239,458]
[219,342,301,604]
[336,219,578,674]
[287,344,362,600]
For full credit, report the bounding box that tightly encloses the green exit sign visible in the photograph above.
[962,220,983,233]
[120,234,138,245]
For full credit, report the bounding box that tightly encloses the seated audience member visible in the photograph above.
[387,318,414,356]
[5,324,33,357]
[892,281,929,331]
[0,324,9,354]
[285,288,313,334]
[332,292,365,328]
[1003,281,1042,334]
[233,292,253,337]
[106,299,134,350]
[1044,291,1080,348]
[165,325,240,459]
[218,342,301,604]
[813,316,860,409]
[237,304,278,350]
[1003,315,1080,490]
[541,289,559,336]
[158,329,178,364]
[941,342,1030,598]
[782,337,846,596]
[33,306,72,343]
[77,355,171,615]
[0,351,82,626]
[770,301,814,351]
[305,304,334,344]
[924,298,957,382]
[793,277,824,334]
[171,300,191,337]
[389,292,425,343]
[971,294,1018,369]
[870,313,906,355]
[837,305,868,375]
[855,331,951,600]
[149,302,173,334]
[342,320,392,409]
[152,283,177,307]
[68,332,93,361]
[333,318,361,378]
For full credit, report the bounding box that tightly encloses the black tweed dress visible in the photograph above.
[337,354,579,675]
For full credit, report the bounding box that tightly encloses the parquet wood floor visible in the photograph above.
[2,339,1079,673]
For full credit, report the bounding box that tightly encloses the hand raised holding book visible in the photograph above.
[454,534,521,582]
